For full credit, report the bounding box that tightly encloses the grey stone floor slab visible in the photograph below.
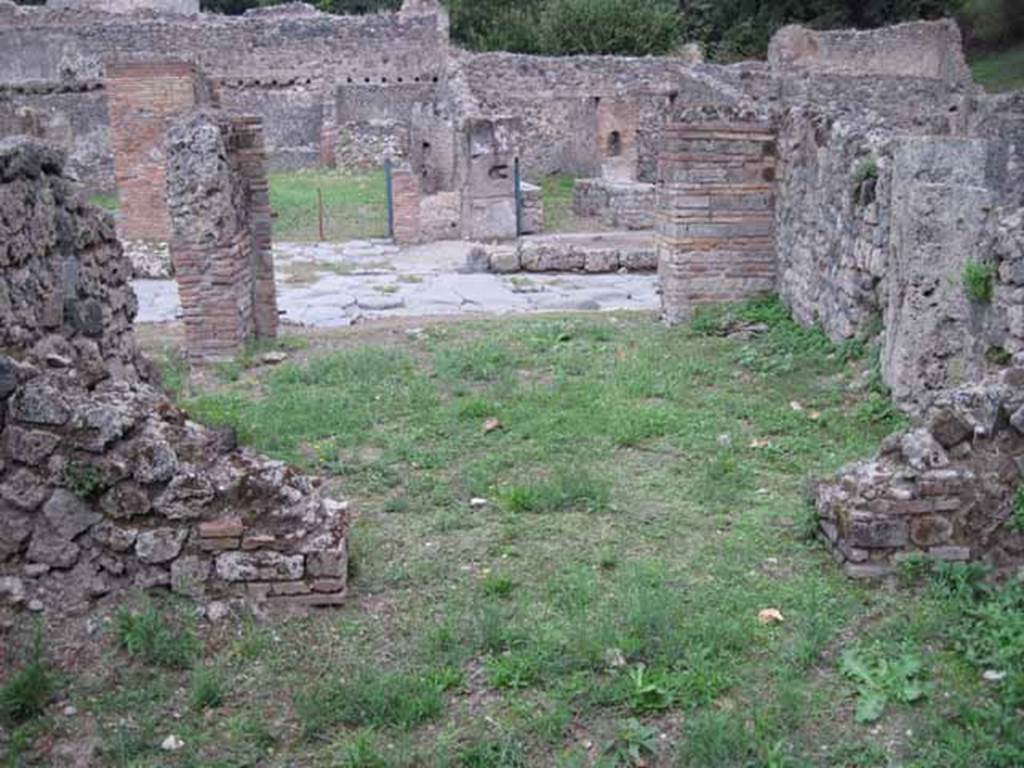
[134,240,659,326]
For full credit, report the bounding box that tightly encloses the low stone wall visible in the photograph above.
[0,138,345,617]
[572,178,655,230]
[483,231,656,273]
[768,20,971,82]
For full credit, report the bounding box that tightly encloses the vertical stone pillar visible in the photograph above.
[105,61,209,276]
[459,117,521,242]
[657,120,778,323]
[166,111,276,362]
[596,97,639,182]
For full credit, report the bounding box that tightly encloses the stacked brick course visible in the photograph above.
[657,120,778,323]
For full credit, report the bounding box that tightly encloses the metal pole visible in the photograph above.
[514,157,523,237]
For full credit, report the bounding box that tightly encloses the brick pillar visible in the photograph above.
[106,61,207,244]
[391,166,421,244]
[167,111,276,362]
[657,120,778,324]
[229,115,278,341]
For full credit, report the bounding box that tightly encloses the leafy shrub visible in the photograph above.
[0,628,55,724]
[539,0,680,56]
[115,601,200,669]
[963,260,997,303]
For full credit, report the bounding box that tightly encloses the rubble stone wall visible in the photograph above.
[0,138,346,616]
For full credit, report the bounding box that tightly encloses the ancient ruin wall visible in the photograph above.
[0,1,448,188]
[768,19,971,82]
[0,138,345,616]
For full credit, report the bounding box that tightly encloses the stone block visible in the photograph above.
[846,515,908,549]
[136,528,189,564]
[215,551,305,582]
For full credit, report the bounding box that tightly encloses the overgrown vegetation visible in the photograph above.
[963,259,997,303]
[268,168,389,242]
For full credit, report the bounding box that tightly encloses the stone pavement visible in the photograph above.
[134,239,660,327]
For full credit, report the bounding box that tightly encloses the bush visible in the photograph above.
[539,0,681,56]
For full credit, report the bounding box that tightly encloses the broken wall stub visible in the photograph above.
[105,60,215,278]
[768,19,971,83]
[817,373,1024,578]
[166,110,278,362]
[657,118,778,324]
[459,116,521,242]
[0,137,347,617]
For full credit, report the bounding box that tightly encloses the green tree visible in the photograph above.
[540,0,681,56]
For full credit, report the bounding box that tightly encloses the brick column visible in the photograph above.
[229,115,278,341]
[167,111,277,362]
[657,120,778,323]
[106,61,206,245]
[391,166,421,244]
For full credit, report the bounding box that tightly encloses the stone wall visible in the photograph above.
[768,19,971,82]
[572,179,656,230]
[0,137,346,617]
[166,110,278,361]
[0,1,447,189]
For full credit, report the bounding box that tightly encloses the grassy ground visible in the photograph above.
[970,43,1024,92]
[269,168,390,242]
[5,300,1024,766]
[540,175,614,234]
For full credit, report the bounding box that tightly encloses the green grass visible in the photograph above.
[539,173,615,233]
[20,302,1024,765]
[88,192,120,212]
[269,168,389,242]
[970,42,1024,93]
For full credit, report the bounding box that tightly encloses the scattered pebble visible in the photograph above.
[63,705,77,717]
[259,351,288,365]
[161,735,185,752]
